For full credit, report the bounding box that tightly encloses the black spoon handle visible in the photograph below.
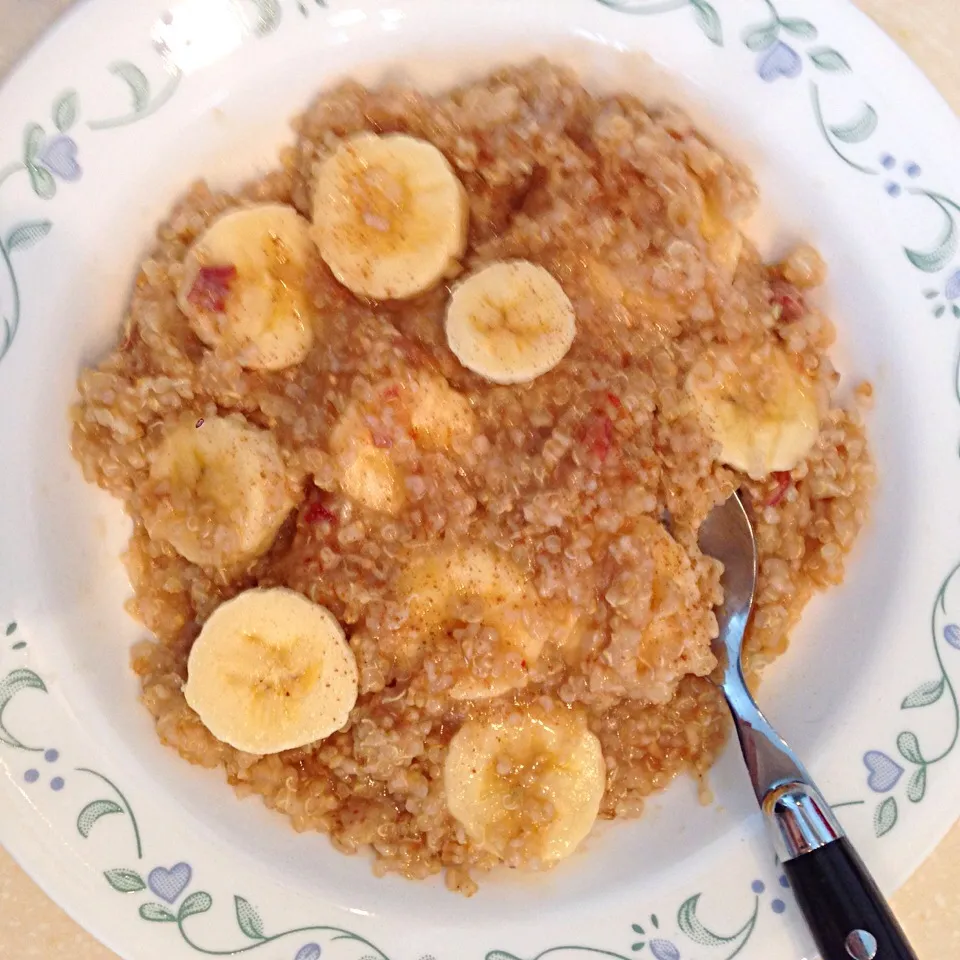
[783,836,917,960]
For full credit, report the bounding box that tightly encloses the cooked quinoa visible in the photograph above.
[70,60,872,894]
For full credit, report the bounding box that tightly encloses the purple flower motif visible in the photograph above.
[757,42,803,82]
[863,750,904,792]
[294,944,321,960]
[945,274,960,303]
[147,862,192,903]
[649,940,681,960]
[37,134,81,182]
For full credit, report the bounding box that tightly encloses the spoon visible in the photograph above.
[698,493,917,960]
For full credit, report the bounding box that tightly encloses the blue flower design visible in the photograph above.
[757,41,802,82]
[924,277,960,318]
[945,623,960,649]
[863,750,904,792]
[37,134,81,182]
[294,944,321,960]
[946,274,960,303]
[649,940,681,960]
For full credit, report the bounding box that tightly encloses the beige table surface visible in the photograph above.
[1,0,959,957]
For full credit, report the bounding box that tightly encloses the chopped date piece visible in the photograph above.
[770,280,805,324]
[370,424,394,448]
[187,264,238,313]
[764,471,792,508]
[304,500,337,525]
[582,412,614,462]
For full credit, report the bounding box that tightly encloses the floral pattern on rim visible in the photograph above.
[856,563,960,837]
[0,639,396,958]
[1,1,960,956]
[0,88,81,361]
[2,617,796,958]
[596,0,723,47]
[0,1,273,363]
[487,876,791,959]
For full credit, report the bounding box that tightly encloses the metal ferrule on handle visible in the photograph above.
[763,779,844,862]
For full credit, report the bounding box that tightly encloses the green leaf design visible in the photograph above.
[28,165,56,201]
[250,0,282,35]
[235,895,266,939]
[103,868,145,893]
[485,953,522,960]
[953,304,960,319]
[907,766,927,803]
[828,104,878,144]
[677,894,728,947]
[5,221,52,253]
[52,90,79,132]
[901,678,945,709]
[936,304,948,318]
[874,796,898,837]
[779,17,817,39]
[139,903,177,923]
[896,731,924,765]
[179,891,213,921]
[742,22,778,51]
[0,668,46,701]
[808,47,851,72]
[4,622,16,636]
[108,61,150,114]
[689,0,722,46]
[23,123,44,165]
[21,123,56,200]
[77,799,123,838]
[0,668,47,748]
[904,194,958,273]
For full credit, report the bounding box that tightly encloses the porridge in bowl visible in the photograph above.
[70,60,872,894]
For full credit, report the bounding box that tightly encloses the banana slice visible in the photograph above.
[311,133,469,300]
[142,415,296,569]
[178,204,316,371]
[623,516,717,703]
[444,708,606,864]
[396,546,543,699]
[445,260,577,384]
[408,374,476,451]
[700,196,744,277]
[687,343,820,478]
[184,587,358,754]
[328,404,405,514]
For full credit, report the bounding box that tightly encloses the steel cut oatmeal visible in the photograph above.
[70,61,872,894]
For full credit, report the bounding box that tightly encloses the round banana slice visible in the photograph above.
[396,546,544,700]
[611,516,718,704]
[311,133,469,300]
[408,374,476,451]
[328,404,405,515]
[178,204,316,371]
[687,343,820,478]
[445,260,577,384]
[444,708,606,864]
[142,415,296,569]
[700,196,744,277]
[184,588,358,754]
